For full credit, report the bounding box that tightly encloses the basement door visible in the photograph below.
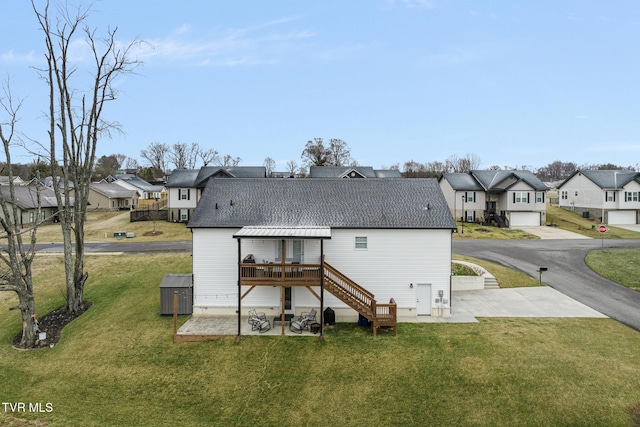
[416,283,431,315]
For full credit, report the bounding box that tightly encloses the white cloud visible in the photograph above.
[135,17,314,67]
[0,50,38,65]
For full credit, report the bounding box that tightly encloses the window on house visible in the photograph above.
[465,210,475,222]
[606,191,616,202]
[575,191,578,197]
[355,236,367,250]
[179,209,189,221]
[29,212,35,223]
[465,192,475,203]
[561,191,567,200]
[41,211,46,221]
[535,192,545,203]
[179,189,190,200]
[514,192,529,203]
[625,192,639,202]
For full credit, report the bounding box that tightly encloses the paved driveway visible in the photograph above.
[515,226,591,239]
[453,239,640,331]
[612,224,640,233]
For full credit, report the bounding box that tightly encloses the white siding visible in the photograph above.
[168,187,198,209]
[321,229,451,315]
[559,173,605,209]
[192,227,452,317]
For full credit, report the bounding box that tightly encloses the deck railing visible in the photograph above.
[323,261,376,316]
[240,263,321,285]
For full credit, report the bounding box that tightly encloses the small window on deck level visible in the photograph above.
[355,236,367,250]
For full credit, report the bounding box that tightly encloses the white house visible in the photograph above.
[439,170,548,227]
[558,169,640,224]
[188,178,456,334]
[165,166,266,223]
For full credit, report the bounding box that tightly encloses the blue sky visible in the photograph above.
[2,0,640,171]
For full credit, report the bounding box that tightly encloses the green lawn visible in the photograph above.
[585,249,640,291]
[36,211,192,243]
[453,254,542,288]
[547,204,640,239]
[2,254,640,426]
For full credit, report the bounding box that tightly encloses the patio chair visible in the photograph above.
[248,309,271,333]
[289,308,317,334]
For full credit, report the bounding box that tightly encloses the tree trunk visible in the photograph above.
[17,289,36,348]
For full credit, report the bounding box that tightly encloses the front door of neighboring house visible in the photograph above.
[416,283,431,315]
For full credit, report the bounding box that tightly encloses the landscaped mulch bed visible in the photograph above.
[13,302,92,349]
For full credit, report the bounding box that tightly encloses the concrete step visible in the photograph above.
[484,277,500,289]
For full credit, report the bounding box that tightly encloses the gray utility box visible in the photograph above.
[160,274,193,315]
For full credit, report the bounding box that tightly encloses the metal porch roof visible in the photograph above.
[233,226,332,239]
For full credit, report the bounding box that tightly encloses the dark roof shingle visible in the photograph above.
[188,178,455,229]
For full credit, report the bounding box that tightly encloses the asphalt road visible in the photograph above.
[29,238,640,331]
[453,239,640,332]
[34,241,192,254]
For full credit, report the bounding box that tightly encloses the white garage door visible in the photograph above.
[608,210,637,225]
[510,212,540,227]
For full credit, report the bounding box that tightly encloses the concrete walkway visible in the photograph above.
[515,226,591,239]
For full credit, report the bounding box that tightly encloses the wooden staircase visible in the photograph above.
[323,261,397,337]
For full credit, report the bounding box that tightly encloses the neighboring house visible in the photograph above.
[188,178,456,328]
[438,173,486,223]
[309,166,403,178]
[165,166,266,223]
[88,182,139,211]
[557,169,640,224]
[112,174,165,202]
[439,170,548,227]
[0,176,26,186]
[0,185,62,226]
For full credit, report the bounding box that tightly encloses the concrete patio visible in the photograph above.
[175,286,607,340]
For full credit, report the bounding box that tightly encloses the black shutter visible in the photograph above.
[513,193,516,203]
[187,189,191,200]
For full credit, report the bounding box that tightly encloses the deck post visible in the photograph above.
[320,240,324,340]
[236,238,242,343]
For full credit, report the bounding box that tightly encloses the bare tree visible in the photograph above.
[301,138,328,167]
[34,0,142,315]
[327,138,352,166]
[0,82,38,348]
[140,142,169,175]
[301,137,353,167]
[124,156,139,171]
[218,154,241,167]
[263,157,276,176]
[285,160,298,175]
[402,160,429,177]
[197,147,218,166]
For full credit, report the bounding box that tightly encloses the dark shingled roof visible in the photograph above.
[559,169,640,189]
[309,166,402,178]
[471,170,548,192]
[188,178,455,229]
[193,166,266,188]
[0,185,62,209]
[165,169,200,188]
[440,173,484,191]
